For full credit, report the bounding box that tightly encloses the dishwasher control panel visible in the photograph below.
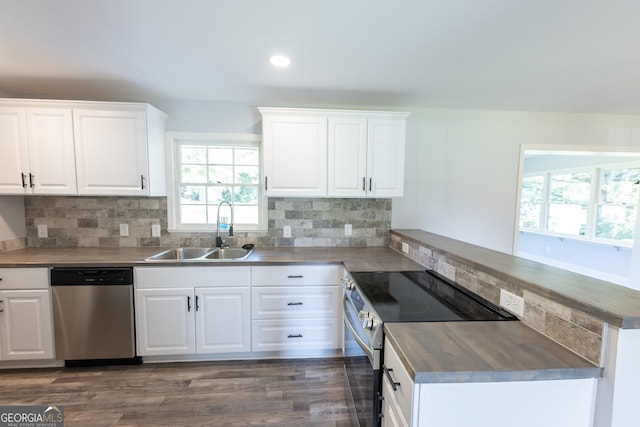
[50,267,133,285]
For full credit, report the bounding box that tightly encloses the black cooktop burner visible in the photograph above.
[349,270,516,322]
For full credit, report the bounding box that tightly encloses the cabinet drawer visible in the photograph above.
[251,265,340,286]
[135,266,250,288]
[251,318,339,352]
[252,286,339,319]
[384,340,414,423]
[0,268,48,289]
[382,373,410,427]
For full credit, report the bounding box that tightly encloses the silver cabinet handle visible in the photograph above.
[141,174,146,190]
[287,302,303,306]
[287,334,303,338]
[287,275,303,279]
[187,296,192,312]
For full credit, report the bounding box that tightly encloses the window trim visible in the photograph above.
[165,132,266,233]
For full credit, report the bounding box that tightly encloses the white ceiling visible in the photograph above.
[1,0,640,114]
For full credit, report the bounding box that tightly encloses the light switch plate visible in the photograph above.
[283,225,291,238]
[119,224,129,237]
[345,224,352,236]
[37,224,48,238]
[151,224,161,237]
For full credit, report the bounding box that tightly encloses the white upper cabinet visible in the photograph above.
[328,117,368,197]
[365,118,407,197]
[0,99,167,196]
[0,107,29,194]
[260,110,328,197]
[73,106,166,196]
[259,107,409,198]
[26,108,77,195]
[0,106,76,195]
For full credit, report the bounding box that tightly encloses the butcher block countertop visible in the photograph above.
[0,246,424,272]
[384,322,602,383]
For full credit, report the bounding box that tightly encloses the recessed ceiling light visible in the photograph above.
[269,55,291,67]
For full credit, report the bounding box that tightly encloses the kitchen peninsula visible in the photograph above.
[0,234,635,426]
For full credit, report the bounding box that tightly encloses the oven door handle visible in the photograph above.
[343,297,375,362]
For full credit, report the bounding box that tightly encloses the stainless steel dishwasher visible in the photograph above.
[51,267,140,365]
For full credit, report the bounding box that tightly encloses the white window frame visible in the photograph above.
[520,162,639,247]
[165,132,266,233]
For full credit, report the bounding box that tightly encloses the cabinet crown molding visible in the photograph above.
[258,106,410,119]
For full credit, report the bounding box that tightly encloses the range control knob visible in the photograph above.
[342,279,355,290]
[362,317,374,330]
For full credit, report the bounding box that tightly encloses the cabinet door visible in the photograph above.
[73,109,149,196]
[0,107,29,194]
[0,289,54,360]
[135,288,195,356]
[328,117,368,197]
[367,119,406,197]
[195,287,250,354]
[26,108,77,195]
[262,114,328,196]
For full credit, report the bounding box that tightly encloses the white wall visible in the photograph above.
[392,108,640,254]
[0,196,26,241]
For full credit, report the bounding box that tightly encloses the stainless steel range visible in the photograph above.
[342,269,517,427]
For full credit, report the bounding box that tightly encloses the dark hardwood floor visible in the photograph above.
[0,358,353,427]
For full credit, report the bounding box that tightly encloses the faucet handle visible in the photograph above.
[228,224,234,237]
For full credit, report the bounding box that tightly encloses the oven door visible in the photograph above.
[343,296,381,427]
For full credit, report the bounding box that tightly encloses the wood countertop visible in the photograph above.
[0,246,424,272]
[392,229,640,329]
[384,322,602,383]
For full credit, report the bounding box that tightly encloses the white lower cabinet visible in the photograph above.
[382,339,414,427]
[195,287,251,354]
[134,265,341,359]
[134,267,251,357]
[135,288,196,356]
[251,265,341,353]
[0,268,54,361]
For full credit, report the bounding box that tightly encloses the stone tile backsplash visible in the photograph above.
[24,196,391,248]
[389,233,604,365]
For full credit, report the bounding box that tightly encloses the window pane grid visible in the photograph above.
[177,142,260,226]
[520,167,637,244]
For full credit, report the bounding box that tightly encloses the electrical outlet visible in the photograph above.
[37,224,48,238]
[499,289,525,317]
[401,242,409,253]
[151,224,161,237]
[283,225,291,238]
[119,224,129,237]
[345,224,352,236]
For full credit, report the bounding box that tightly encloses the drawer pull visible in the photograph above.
[287,302,303,306]
[287,334,303,338]
[287,275,303,279]
[383,365,401,391]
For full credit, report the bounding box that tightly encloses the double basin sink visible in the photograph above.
[145,247,253,262]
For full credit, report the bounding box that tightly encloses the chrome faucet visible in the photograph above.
[216,200,234,247]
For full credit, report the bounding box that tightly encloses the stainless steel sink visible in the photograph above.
[145,247,253,262]
[203,247,253,260]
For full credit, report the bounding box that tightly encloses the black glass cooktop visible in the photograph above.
[349,270,517,322]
